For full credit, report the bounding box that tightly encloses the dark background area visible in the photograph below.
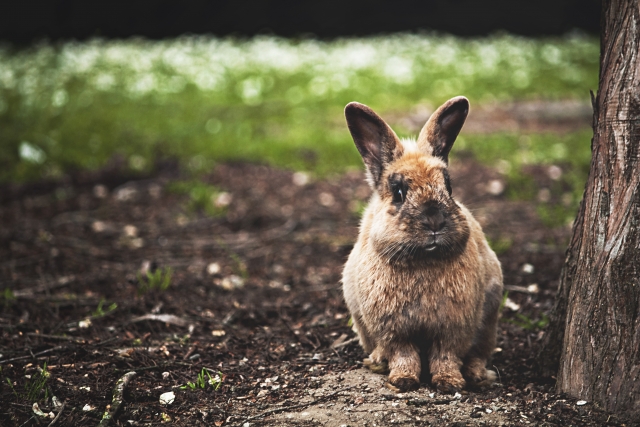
[2,0,600,43]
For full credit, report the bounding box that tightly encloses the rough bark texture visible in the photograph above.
[542,0,640,418]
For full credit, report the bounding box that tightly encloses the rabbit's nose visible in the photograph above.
[422,205,446,232]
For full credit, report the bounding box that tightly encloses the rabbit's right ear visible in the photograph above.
[345,102,401,186]
[417,96,469,164]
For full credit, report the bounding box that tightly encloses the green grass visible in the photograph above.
[181,368,223,391]
[168,180,228,216]
[505,312,550,331]
[0,34,598,183]
[91,298,118,317]
[137,267,173,295]
[4,363,51,403]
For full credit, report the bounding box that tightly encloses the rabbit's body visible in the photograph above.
[342,97,503,393]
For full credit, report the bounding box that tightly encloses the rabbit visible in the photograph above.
[342,96,503,393]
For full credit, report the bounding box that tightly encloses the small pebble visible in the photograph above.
[576,400,587,406]
[319,192,335,207]
[214,192,233,208]
[548,165,563,180]
[219,275,245,290]
[504,298,521,311]
[93,184,109,199]
[207,262,221,275]
[159,391,175,405]
[487,180,505,196]
[123,225,138,237]
[527,284,540,293]
[292,172,310,186]
[521,263,535,274]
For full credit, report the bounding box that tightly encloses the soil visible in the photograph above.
[0,103,632,426]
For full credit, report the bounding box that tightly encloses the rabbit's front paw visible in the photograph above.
[363,357,389,374]
[463,359,497,387]
[431,371,466,394]
[387,372,420,392]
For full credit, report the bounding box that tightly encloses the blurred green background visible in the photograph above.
[1,33,598,225]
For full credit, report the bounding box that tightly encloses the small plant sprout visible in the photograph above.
[26,363,51,402]
[92,298,118,317]
[180,368,223,391]
[137,266,173,295]
[506,312,550,331]
[168,181,227,217]
[1,288,16,307]
[499,291,509,312]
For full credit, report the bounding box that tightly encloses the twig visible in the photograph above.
[27,333,85,343]
[0,345,66,365]
[18,415,37,427]
[11,276,75,297]
[93,337,121,347]
[48,400,67,427]
[97,371,136,427]
[112,361,194,373]
[235,385,355,426]
[129,313,189,327]
[332,337,359,349]
[504,285,538,294]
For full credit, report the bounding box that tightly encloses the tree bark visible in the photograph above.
[542,0,640,418]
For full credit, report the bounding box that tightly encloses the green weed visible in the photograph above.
[506,313,550,331]
[536,203,577,228]
[5,377,19,398]
[1,288,15,308]
[6,363,52,402]
[137,267,173,295]
[181,368,223,391]
[349,199,368,218]
[499,290,509,312]
[91,298,118,317]
[168,180,227,217]
[488,236,513,255]
[229,252,248,279]
[26,364,51,402]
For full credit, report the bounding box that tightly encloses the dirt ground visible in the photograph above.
[0,102,632,426]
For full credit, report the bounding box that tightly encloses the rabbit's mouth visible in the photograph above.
[423,231,443,251]
[423,242,438,251]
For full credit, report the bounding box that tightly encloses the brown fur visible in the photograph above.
[342,96,503,393]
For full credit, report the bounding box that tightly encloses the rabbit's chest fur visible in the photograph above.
[343,199,495,341]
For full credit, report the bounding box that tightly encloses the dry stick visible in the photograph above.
[97,371,137,427]
[0,345,66,365]
[26,333,85,343]
[236,385,355,426]
[332,337,359,349]
[47,400,67,427]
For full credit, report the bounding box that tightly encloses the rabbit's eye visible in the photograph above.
[392,185,404,204]
[388,174,407,204]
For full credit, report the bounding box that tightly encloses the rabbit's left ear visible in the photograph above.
[417,96,469,164]
[345,102,401,187]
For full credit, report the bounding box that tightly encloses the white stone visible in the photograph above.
[159,391,175,405]
[292,172,310,186]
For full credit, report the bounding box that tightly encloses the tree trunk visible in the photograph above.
[542,0,640,418]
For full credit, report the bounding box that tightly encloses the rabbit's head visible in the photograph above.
[345,96,471,264]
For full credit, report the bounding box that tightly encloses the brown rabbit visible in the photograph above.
[342,96,503,393]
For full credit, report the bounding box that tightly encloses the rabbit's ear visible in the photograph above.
[417,96,469,164]
[345,102,401,186]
